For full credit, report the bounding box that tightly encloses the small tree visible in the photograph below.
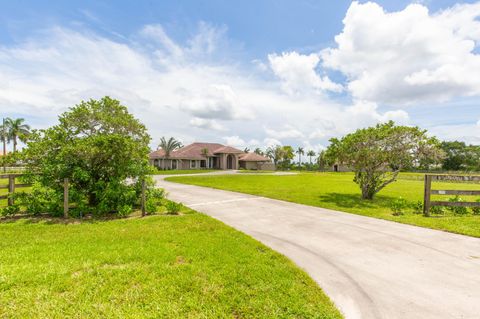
[23,96,151,215]
[254,148,264,156]
[158,137,182,158]
[307,150,316,164]
[325,121,443,200]
[6,118,30,153]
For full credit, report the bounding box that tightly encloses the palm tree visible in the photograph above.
[6,118,30,153]
[296,147,304,165]
[307,150,316,164]
[254,148,264,156]
[0,118,11,172]
[158,137,182,158]
[243,147,250,153]
[201,147,209,169]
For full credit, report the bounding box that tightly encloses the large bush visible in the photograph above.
[22,97,152,216]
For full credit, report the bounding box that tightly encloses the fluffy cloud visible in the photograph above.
[189,118,225,131]
[264,125,304,139]
[268,52,342,94]
[321,1,480,105]
[223,135,246,147]
[179,84,253,120]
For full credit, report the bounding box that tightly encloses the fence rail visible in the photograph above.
[423,174,480,215]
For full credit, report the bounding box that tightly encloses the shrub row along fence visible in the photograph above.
[1,174,148,218]
[423,174,480,216]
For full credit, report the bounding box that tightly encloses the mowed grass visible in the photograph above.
[0,214,341,318]
[168,172,480,238]
[154,169,217,175]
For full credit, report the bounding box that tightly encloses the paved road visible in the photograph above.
[154,174,480,319]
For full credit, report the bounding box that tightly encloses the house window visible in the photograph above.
[190,160,196,168]
[200,160,206,168]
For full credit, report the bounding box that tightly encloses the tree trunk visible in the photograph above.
[13,136,17,153]
[2,136,5,173]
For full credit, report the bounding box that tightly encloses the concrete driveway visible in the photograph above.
[154,174,480,319]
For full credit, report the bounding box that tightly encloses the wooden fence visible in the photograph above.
[1,175,147,218]
[423,174,480,215]
[0,174,31,207]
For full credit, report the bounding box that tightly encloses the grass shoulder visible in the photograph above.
[167,172,480,238]
[0,208,342,318]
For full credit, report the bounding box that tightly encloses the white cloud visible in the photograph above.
[223,135,246,147]
[268,52,342,94]
[263,137,282,147]
[179,84,253,120]
[189,118,225,131]
[321,1,480,105]
[264,125,304,139]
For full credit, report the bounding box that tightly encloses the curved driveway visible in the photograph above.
[154,174,480,319]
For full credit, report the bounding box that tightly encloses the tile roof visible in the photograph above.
[238,152,271,162]
[149,142,243,160]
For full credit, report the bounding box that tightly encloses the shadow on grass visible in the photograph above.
[318,192,396,209]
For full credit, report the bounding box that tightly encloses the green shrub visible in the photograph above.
[1,205,20,217]
[165,201,182,215]
[471,199,480,215]
[389,197,409,216]
[145,188,165,214]
[145,198,158,214]
[447,196,468,216]
[429,206,445,215]
[16,184,63,216]
[411,201,423,214]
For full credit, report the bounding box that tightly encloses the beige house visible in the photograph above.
[149,142,273,170]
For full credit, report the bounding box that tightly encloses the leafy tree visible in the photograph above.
[325,121,443,199]
[317,150,327,171]
[296,147,304,165]
[23,97,151,215]
[6,118,30,153]
[307,150,316,164]
[158,137,182,158]
[440,141,480,171]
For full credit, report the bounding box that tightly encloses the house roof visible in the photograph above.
[149,142,243,160]
[238,152,271,162]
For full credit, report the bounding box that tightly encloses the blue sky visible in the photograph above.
[1,0,480,150]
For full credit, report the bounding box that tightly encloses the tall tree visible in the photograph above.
[243,147,250,153]
[296,147,304,165]
[158,137,182,158]
[6,118,30,153]
[325,121,443,199]
[0,118,11,172]
[307,150,316,164]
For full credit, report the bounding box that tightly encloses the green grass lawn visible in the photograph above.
[167,172,480,238]
[153,169,217,175]
[0,213,341,318]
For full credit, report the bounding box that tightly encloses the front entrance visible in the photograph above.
[227,154,235,169]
